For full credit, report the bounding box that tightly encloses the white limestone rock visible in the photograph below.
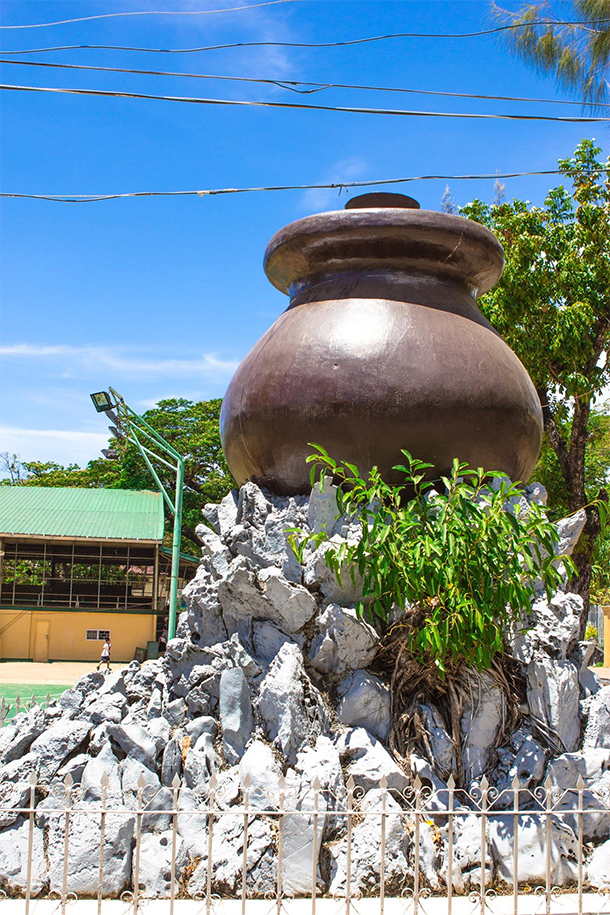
[441,814,492,893]
[303,539,363,606]
[337,727,409,793]
[511,591,583,664]
[136,829,188,898]
[336,670,390,742]
[418,703,456,779]
[81,741,122,801]
[461,670,507,784]
[252,621,300,665]
[546,749,610,840]
[179,566,228,647]
[583,686,610,749]
[282,770,327,895]
[0,705,47,766]
[239,739,283,810]
[328,788,410,896]
[489,814,578,887]
[0,781,30,831]
[0,817,46,896]
[108,721,158,769]
[309,603,378,676]
[556,510,587,558]
[586,838,610,889]
[258,643,331,764]
[202,490,239,538]
[219,559,316,636]
[187,814,276,897]
[30,719,91,782]
[219,667,253,764]
[527,653,581,752]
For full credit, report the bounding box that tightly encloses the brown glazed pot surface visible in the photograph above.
[220,200,543,495]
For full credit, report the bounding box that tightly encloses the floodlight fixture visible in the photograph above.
[108,425,125,441]
[101,448,119,461]
[90,391,115,413]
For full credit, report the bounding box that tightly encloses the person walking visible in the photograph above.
[97,640,111,672]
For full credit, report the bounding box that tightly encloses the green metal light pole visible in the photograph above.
[90,387,186,641]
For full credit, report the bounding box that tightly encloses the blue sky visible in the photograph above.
[0,0,606,468]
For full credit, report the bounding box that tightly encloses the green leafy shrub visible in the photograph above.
[291,446,576,673]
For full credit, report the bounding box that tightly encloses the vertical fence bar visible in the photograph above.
[544,775,553,915]
[512,774,519,915]
[380,774,387,915]
[312,775,320,915]
[169,774,180,915]
[132,774,146,915]
[447,774,455,915]
[480,775,488,915]
[346,776,354,915]
[206,774,217,915]
[577,775,584,915]
[241,775,251,915]
[97,773,108,915]
[24,772,36,915]
[413,776,421,915]
[61,773,73,915]
[277,775,286,915]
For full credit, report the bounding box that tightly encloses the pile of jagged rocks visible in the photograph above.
[1,480,610,898]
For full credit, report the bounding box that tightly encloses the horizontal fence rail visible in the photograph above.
[1,771,610,914]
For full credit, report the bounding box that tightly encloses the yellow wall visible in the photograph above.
[0,608,157,663]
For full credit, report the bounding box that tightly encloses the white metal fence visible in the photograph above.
[2,771,610,915]
[0,693,54,727]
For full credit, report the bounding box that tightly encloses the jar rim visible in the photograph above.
[264,207,504,297]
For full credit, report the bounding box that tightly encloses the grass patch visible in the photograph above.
[0,683,67,723]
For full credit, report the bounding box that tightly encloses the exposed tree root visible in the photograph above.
[372,610,524,786]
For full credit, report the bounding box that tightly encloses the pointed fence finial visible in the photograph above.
[576,774,585,791]
[100,771,109,787]
[312,775,321,791]
[544,774,553,791]
[347,776,355,791]
[172,773,181,789]
[137,772,147,789]
[511,773,520,790]
[480,774,489,791]
[64,772,73,788]
[242,773,251,789]
[447,773,456,790]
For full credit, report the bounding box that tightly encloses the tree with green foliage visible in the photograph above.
[492,0,610,106]
[461,139,610,623]
[291,446,572,779]
[2,398,234,552]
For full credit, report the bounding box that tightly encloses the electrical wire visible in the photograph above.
[2,57,607,108]
[0,1,298,29]
[4,168,607,204]
[2,19,610,55]
[3,82,609,121]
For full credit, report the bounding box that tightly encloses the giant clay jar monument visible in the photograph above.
[220,193,543,495]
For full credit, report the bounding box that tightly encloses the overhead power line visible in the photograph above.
[2,82,609,122]
[2,58,607,108]
[2,19,610,56]
[0,1,298,29]
[4,168,608,204]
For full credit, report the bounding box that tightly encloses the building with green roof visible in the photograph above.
[0,487,198,663]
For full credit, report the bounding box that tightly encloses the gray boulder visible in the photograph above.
[258,643,331,764]
[489,814,578,887]
[252,621,300,665]
[461,670,506,783]
[187,814,275,898]
[328,788,410,896]
[587,838,610,889]
[527,654,581,752]
[239,739,282,810]
[511,591,582,663]
[108,721,157,769]
[30,719,91,782]
[337,728,409,794]
[202,490,239,538]
[0,705,46,765]
[135,829,188,898]
[0,817,46,895]
[219,667,253,764]
[219,560,316,636]
[309,603,378,676]
[336,670,390,742]
[583,686,610,749]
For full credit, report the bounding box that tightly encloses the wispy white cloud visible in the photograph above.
[0,425,109,469]
[0,344,241,379]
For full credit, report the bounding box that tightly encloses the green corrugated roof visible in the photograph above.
[0,487,165,541]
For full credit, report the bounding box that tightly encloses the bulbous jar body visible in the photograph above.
[220,202,543,495]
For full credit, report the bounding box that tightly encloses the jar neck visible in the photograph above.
[286,268,495,330]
